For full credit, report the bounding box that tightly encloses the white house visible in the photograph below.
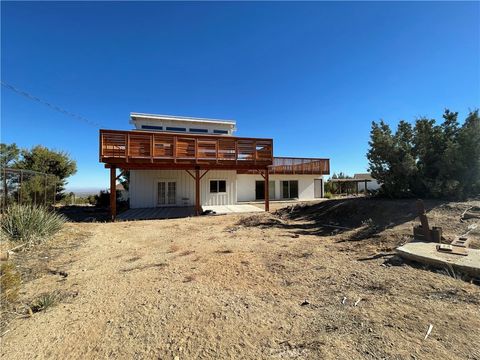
[100,113,330,218]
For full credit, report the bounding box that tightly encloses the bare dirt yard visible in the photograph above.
[1,198,480,359]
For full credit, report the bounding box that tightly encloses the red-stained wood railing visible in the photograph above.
[100,129,273,167]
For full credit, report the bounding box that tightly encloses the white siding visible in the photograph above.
[236,174,324,202]
[132,119,235,135]
[130,170,237,208]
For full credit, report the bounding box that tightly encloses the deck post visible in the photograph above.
[264,167,270,212]
[110,166,117,221]
[195,167,200,216]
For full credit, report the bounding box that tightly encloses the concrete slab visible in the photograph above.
[396,242,480,277]
[202,204,264,215]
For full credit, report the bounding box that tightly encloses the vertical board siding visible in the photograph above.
[236,174,324,202]
[130,169,237,208]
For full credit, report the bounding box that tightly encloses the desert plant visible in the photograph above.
[0,204,66,245]
[0,261,21,304]
[30,292,58,313]
[324,191,333,199]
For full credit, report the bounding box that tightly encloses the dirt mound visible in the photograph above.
[275,198,476,234]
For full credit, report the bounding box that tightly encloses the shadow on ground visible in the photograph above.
[56,205,110,222]
[241,197,458,240]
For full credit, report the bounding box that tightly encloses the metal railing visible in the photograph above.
[1,167,58,211]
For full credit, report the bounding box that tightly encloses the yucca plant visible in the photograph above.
[0,204,66,246]
[30,292,58,313]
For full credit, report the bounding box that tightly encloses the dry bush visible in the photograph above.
[0,261,21,304]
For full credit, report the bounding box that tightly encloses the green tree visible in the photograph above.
[456,110,480,197]
[367,109,480,199]
[15,145,77,198]
[0,143,20,168]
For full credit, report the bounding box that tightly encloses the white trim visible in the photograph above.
[130,112,236,126]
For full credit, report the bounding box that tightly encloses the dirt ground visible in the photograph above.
[1,198,480,359]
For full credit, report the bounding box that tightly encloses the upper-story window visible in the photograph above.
[141,125,163,130]
[189,128,208,133]
[213,129,229,134]
[166,126,186,132]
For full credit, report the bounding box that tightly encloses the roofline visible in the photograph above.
[130,112,236,126]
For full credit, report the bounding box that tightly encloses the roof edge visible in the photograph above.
[130,112,236,126]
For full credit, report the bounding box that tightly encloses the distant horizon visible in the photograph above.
[2,1,479,189]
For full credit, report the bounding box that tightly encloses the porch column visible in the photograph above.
[110,166,116,221]
[364,180,368,194]
[264,167,270,212]
[195,168,200,216]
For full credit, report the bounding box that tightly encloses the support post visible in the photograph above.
[110,166,117,221]
[264,167,270,212]
[195,168,200,216]
[356,181,359,195]
[364,180,367,194]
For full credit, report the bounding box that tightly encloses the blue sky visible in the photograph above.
[2,1,479,191]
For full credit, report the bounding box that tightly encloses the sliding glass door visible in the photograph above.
[281,180,298,199]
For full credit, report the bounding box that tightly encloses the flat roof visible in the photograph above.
[130,112,236,126]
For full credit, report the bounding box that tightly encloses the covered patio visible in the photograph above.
[100,129,274,220]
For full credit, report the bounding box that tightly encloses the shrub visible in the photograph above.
[324,191,333,199]
[30,292,58,313]
[0,204,66,245]
[0,261,21,304]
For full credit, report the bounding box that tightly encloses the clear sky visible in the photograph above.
[2,1,479,191]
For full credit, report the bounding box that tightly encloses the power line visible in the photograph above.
[1,80,105,128]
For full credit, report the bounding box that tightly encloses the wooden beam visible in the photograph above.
[264,167,270,212]
[110,166,117,221]
[199,169,210,180]
[195,168,200,216]
[185,170,195,180]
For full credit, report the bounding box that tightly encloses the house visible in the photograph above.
[99,113,330,219]
[353,173,380,192]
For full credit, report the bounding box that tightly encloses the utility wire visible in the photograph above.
[1,80,105,128]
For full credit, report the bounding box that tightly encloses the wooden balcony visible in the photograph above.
[269,157,330,175]
[99,129,273,170]
[237,157,330,175]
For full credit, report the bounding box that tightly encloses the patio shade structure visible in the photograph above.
[329,178,371,195]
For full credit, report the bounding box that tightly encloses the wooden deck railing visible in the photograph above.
[269,157,330,175]
[237,157,330,175]
[100,129,273,167]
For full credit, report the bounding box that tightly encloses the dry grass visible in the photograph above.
[0,262,21,304]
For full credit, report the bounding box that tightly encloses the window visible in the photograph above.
[213,129,228,134]
[166,126,186,132]
[210,180,226,193]
[189,128,208,133]
[141,125,163,130]
[281,180,299,199]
